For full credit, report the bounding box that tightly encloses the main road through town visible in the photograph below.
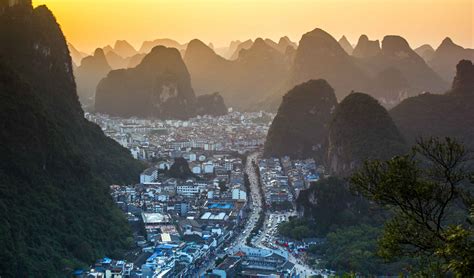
[201,152,323,277]
[234,152,262,246]
[198,152,262,277]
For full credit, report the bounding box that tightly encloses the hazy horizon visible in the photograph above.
[33,0,473,53]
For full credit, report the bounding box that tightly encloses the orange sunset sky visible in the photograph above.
[32,0,473,54]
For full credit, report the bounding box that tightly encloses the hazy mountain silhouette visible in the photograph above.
[414,44,435,62]
[96,46,196,119]
[102,44,113,54]
[113,40,137,58]
[327,93,406,176]
[105,49,129,69]
[127,53,146,68]
[263,37,297,54]
[338,35,354,55]
[0,4,143,275]
[370,67,410,105]
[264,79,337,161]
[391,59,474,148]
[428,37,474,83]
[352,35,381,58]
[68,43,87,66]
[356,35,448,105]
[184,39,233,98]
[139,38,186,54]
[224,40,242,59]
[185,38,290,109]
[234,38,291,108]
[75,48,112,109]
[230,39,253,60]
[287,28,369,101]
[264,38,279,51]
[277,36,297,53]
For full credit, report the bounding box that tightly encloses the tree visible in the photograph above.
[296,177,378,236]
[350,137,474,275]
[318,224,407,275]
[218,180,228,192]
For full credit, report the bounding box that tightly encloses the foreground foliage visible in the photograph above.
[351,137,474,275]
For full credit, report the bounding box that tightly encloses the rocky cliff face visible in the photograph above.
[451,59,474,94]
[75,48,111,109]
[0,4,143,275]
[390,59,474,147]
[96,46,197,119]
[167,157,195,179]
[327,93,406,176]
[264,79,337,161]
[196,92,227,116]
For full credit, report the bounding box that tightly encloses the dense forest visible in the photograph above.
[0,4,144,276]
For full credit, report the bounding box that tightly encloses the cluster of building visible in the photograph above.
[105,152,248,277]
[76,112,325,277]
[206,246,296,278]
[258,157,321,210]
[85,111,272,160]
[79,151,303,277]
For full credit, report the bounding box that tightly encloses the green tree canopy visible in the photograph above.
[351,137,474,275]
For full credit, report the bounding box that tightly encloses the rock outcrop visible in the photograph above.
[196,92,228,116]
[327,93,406,176]
[168,157,195,179]
[451,59,474,94]
[264,79,337,161]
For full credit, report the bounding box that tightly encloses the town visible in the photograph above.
[80,111,328,278]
